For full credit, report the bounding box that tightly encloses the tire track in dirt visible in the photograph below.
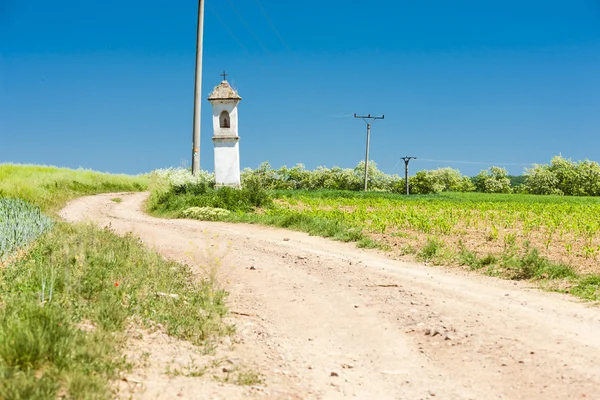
[60,192,600,400]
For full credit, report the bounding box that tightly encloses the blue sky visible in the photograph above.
[1,0,599,176]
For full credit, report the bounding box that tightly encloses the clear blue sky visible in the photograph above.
[1,0,599,176]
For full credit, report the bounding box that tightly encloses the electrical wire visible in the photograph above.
[225,0,274,59]
[253,0,293,55]
[416,158,534,166]
[206,1,251,57]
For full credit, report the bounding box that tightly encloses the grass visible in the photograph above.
[0,164,230,398]
[571,275,600,300]
[149,185,383,249]
[149,181,271,214]
[0,164,147,213]
[417,237,455,265]
[0,222,230,398]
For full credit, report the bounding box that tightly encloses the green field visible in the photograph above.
[267,190,600,272]
[0,164,148,213]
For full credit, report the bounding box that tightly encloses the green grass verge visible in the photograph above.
[148,186,382,249]
[0,164,148,213]
[0,222,229,399]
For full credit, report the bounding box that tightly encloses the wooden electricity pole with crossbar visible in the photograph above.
[401,156,417,195]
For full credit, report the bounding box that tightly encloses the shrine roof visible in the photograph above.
[208,80,242,101]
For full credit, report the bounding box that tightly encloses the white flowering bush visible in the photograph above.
[241,161,404,192]
[182,206,231,221]
[523,156,600,196]
[149,168,215,194]
[0,198,54,260]
[474,166,512,194]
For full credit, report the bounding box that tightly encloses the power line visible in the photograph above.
[253,0,293,55]
[417,158,534,167]
[206,1,251,57]
[225,0,274,59]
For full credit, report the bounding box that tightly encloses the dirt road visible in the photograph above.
[60,193,600,400]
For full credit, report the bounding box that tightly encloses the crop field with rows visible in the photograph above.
[268,190,600,274]
[0,198,53,261]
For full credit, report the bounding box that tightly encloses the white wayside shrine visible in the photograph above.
[208,73,242,188]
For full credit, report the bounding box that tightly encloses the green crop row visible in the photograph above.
[0,198,53,261]
[271,191,600,249]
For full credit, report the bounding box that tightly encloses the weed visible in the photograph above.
[400,244,417,255]
[235,371,263,386]
[486,225,499,242]
[459,249,481,269]
[417,238,454,265]
[503,232,517,250]
[500,248,576,280]
[480,254,498,267]
[165,357,205,378]
[110,198,122,203]
[570,275,600,301]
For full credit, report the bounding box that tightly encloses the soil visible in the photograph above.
[59,192,600,400]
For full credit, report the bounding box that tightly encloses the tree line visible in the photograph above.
[240,155,600,196]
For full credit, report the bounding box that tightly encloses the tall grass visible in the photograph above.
[0,164,230,398]
[0,222,229,398]
[0,164,148,213]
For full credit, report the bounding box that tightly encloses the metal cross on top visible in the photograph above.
[221,71,228,81]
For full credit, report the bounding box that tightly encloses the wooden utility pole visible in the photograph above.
[354,113,384,191]
[401,156,417,195]
[191,0,205,176]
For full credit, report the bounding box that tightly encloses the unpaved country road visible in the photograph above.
[60,192,600,400]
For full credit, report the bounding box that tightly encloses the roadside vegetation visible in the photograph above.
[0,164,229,399]
[148,158,600,302]
[0,164,148,213]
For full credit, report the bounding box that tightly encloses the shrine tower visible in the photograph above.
[208,72,242,187]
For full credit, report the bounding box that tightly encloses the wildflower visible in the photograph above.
[115,282,119,287]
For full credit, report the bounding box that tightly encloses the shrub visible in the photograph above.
[523,164,562,195]
[474,166,512,194]
[241,161,402,192]
[149,168,215,196]
[150,185,272,215]
[409,171,445,194]
[523,156,600,196]
[182,207,231,221]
